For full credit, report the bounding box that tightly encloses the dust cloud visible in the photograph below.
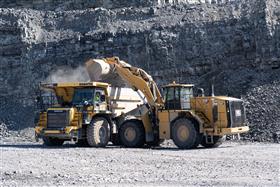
[46,66,90,83]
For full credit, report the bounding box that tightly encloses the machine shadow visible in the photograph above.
[0,142,234,150]
[0,143,122,149]
[151,145,233,151]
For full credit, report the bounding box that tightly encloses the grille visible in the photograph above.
[47,110,69,128]
[228,101,245,128]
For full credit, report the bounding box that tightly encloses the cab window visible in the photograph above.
[180,87,193,109]
[72,88,94,105]
[164,87,180,110]
[94,89,106,103]
[164,86,193,110]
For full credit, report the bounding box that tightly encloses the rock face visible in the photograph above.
[0,122,10,138]
[0,0,279,142]
[0,0,153,10]
[0,0,237,10]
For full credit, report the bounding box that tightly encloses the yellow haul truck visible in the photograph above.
[35,82,145,146]
[35,57,249,148]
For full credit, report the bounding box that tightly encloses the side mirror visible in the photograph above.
[100,95,106,102]
[35,96,41,103]
[83,100,89,106]
[197,88,205,97]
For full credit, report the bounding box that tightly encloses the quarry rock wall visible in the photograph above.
[0,0,279,142]
[0,0,239,10]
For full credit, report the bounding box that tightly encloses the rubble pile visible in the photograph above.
[244,81,280,143]
[0,123,10,138]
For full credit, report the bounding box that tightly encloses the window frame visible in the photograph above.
[71,88,95,106]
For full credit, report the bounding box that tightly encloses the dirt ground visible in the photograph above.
[0,136,279,187]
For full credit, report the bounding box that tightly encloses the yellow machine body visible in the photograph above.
[35,82,110,139]
[158,96,249,140]
[35,57,249,149]
[84,57,249,148]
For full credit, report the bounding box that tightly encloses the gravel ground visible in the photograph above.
[1,137,279,186]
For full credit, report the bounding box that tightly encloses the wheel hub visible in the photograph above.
[177,125,190,142]
[124,127,136,142]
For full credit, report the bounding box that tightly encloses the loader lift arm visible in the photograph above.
[86,57,164,108]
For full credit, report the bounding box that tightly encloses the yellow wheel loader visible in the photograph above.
[35,57,249,148]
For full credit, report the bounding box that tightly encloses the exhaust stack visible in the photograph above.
[211,84,215,97]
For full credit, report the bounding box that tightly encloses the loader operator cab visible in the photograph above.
[163,83,194,110]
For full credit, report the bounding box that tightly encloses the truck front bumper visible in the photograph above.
[204,126,249,136]
[220,126,249,135]
[35,126,80,140]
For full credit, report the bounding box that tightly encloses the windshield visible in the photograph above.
[72,88,94,105]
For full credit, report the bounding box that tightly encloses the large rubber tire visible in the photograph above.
[200,136,224,148]
[191,132,202,149]
[43,137,64,146]
[119,121,145,148]
[87,117,110,147]
[171,118,198,149]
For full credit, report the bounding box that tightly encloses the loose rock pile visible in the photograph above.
[244,81,280,143]
[0,123,10,138]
